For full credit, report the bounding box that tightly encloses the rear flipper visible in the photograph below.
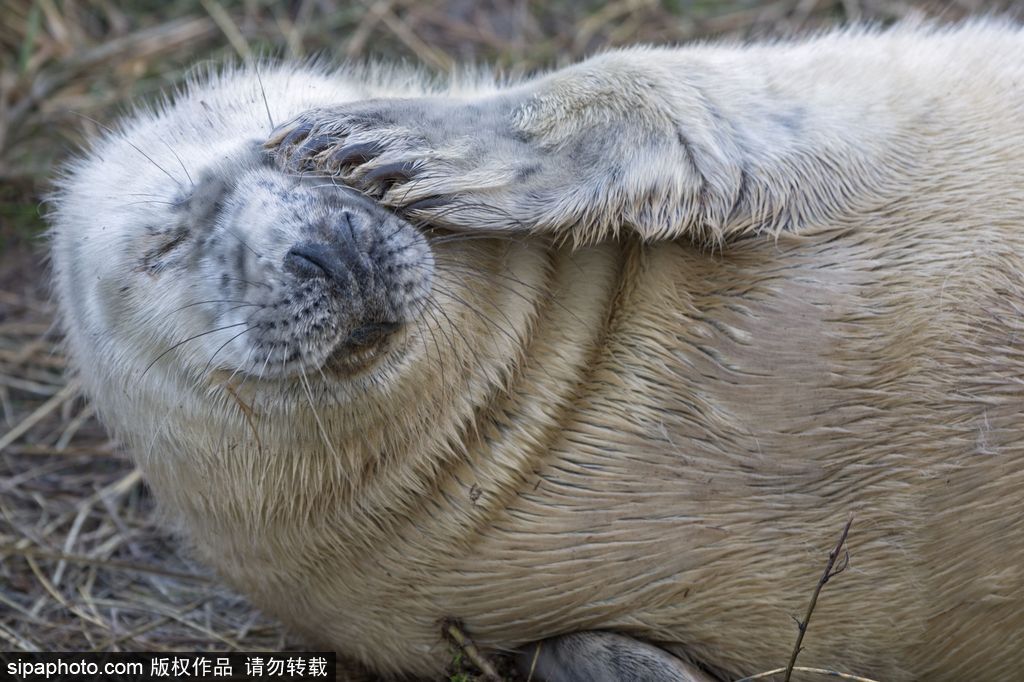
[516,632,716,682]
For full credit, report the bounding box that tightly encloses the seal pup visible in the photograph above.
[52,20,1024,681]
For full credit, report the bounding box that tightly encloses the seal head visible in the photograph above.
[59,136,433,387]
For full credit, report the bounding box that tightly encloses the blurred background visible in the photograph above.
[0,0,1018,676]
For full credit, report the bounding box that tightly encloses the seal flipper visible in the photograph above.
[516,632,717,682]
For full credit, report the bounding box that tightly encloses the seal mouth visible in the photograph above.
[323,322,406,378]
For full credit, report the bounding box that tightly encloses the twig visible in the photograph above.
[0,379,79,452]
[737,666,879,682]
[442,620,504,682]
[0,544,214,585]
[4,17,217,138]
[23,554,111,630]
[55,403,96,450]
[0,621,40,651]
[3,443,118,457]
[525,641,541,682]
[783,515,853,682]
[0,373,64,396]
[200,0,252,59]
[346,0,394,58]
[364,0,454,73]
[573,0,657,53]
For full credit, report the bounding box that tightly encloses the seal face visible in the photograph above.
[138,145,433,381]
[52,73,436,397]
[178,156,431,380]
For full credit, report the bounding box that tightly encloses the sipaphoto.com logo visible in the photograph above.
[7,656,143,679]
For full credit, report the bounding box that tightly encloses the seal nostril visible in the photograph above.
[346,321,401,348]
[285,242,366,286]
[284,244,333,280]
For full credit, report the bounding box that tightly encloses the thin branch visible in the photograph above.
[0,544,214,585]
[442,620,504,682]
[524,641,542,682]
[737,666,879,682]
[783,514,854,682]
[0,379,79,452]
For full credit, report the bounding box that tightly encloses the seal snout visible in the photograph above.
[283,232,401,355]
[271,197,432,376]
[200,166,432,379]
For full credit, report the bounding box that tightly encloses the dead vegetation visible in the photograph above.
[0,1,1017,680]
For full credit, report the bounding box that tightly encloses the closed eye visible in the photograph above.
[137,225,191,274]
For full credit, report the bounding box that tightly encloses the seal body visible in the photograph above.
[50,22,1024,681]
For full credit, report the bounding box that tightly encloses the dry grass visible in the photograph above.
[0,0,1017,679]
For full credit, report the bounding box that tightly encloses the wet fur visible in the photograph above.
[50,20,1024,681]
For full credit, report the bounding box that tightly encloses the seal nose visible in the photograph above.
[284,241,370,289]
[283,234,403,352]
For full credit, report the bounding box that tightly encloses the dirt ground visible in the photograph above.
[0,1,1018,680]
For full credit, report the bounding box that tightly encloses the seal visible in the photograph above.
[50,20,1024,681]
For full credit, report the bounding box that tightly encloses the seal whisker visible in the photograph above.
[421,311,452,398]
[121,199,190,208]
[202,325,259,377]
[253,63,275,132]
[417,305,457,414]
[434,257,586,327]
[409,199,531,234]
[163,299,256,316]
[428,281,520,347]
[426,236,531,248]
[223,343,259,389]
[314,364,347,408]
[422,230,533,246]
[124,192,189,205]
[163,141,195,188]
[222,226,264,259]
[432,259,539,305]
[140,321,250,380]
[218,275,272,290]
[256,350,274,383]
[298,366,340,461]
[422,295,494,381]
[69,110,185,189]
